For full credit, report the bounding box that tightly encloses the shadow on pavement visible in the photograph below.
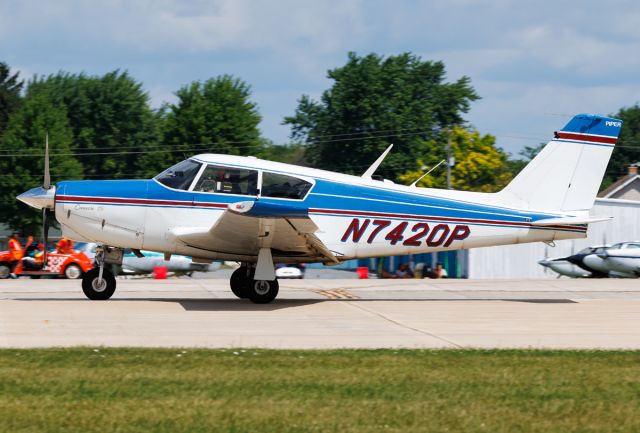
[9,297,577,312]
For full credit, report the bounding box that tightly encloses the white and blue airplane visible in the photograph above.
[74,243,221,276]
[18,114,622,303]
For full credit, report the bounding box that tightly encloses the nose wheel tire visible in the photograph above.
[82,268,116,300]
[248,279,279,304]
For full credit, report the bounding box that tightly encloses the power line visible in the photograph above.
[0,130,437,158]
[4,130,640,159]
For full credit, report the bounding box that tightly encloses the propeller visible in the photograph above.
[42,134,51,269]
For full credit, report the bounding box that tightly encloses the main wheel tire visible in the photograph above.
[248,279,279,304]
[230,267,251,299]
[64,263,83,279]
[82,268,116,300]
[0,264,10,279]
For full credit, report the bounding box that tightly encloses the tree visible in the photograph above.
[161,75,262,167]
[255,139,306,165]
[398,127,513,192]
[603,105,640,188]
[284,52,479,181]
[0,62,24,136]
[27,71,162,179]
[505,143,545,179]
[0,93,82,233]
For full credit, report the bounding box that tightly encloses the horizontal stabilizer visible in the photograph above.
[531,216,612,226]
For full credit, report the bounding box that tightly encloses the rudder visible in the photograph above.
[498,114,622,212]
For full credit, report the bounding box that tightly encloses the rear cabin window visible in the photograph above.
[194,165,258,196]
[155,159,202,190]
[261,172,312,200]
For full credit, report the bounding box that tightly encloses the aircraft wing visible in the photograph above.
[173,200,340,263]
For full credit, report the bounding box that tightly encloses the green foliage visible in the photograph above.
[255,139,306,165]
[506,143,545,180]
[0,62,24,136]
[0,93,82,233]
[284,52,479,181]
[399,127,513,192]
[161,75,262,168]
[604,105,640,187]
[27,71,162,178]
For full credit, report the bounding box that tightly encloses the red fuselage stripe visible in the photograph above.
[308,208,587,231]
[57,195,227,208]
[56,196,586,232]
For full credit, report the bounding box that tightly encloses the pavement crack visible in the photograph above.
[346,302,462,348]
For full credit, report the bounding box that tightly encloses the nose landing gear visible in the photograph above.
[81,246,121,300]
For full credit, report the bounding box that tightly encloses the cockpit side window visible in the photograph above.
[193,165,258,196]
[155,159,202,190]
[261,172,312,200]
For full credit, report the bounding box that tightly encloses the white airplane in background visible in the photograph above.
[538,254,592,278]
[75,243,221,275]
[18,114,622,303]
[540,242,640,278]
[120,250,221,275]
[593,241,640,276]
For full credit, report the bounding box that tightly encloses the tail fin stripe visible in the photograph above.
[556,131,617,145]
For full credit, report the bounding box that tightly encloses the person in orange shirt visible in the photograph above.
[8,232,23,262]
[56,238,74,254]
[8,233,24,278]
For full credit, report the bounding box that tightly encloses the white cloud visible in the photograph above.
[2,0,640,149]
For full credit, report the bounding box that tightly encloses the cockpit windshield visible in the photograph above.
[155,159,202,190]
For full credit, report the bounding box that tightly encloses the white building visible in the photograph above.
[468,198,640,278]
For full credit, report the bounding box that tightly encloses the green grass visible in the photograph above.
[0,349,639,433]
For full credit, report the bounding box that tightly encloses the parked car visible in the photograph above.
[275,264,305,279]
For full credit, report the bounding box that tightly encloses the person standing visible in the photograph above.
[56,237,74,254]
[7,232,23,278]
[8,232,22,260]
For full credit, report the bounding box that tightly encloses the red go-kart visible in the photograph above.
[0,246,93,279]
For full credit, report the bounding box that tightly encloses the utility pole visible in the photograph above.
[446,128,453,189]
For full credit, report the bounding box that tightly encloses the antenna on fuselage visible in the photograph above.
[409,159,446,187]
[361,144,393,179]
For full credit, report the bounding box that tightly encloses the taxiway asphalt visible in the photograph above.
[0,277,639,349]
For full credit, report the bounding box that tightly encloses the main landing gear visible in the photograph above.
[82,246,118,300]
[230,265,279,304]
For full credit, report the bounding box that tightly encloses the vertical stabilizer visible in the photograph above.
[498,114,622,212]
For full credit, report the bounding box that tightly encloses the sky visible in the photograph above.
[2,0,640,156]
